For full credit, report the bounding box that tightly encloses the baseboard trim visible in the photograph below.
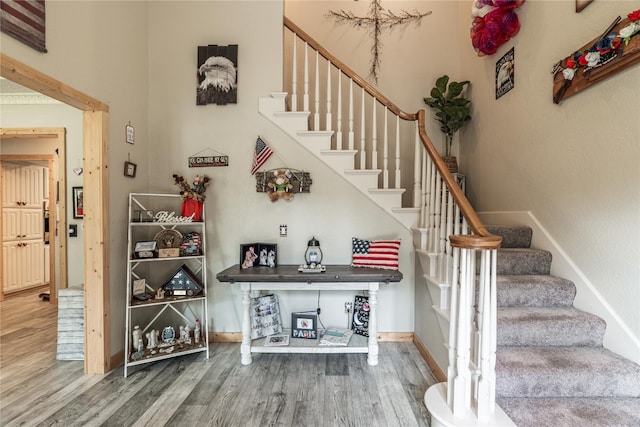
[413,334,447,383]
[110,349,124,369]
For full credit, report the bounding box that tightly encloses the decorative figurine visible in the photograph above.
[156,288,165,299]
[184,325,192,344]
[132,325,142,351]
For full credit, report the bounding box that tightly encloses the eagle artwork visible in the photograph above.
[196,44,238,105]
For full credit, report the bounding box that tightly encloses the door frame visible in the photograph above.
[1,53,111,374]
[0,145,66,303]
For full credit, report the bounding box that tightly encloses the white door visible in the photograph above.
[1,165,45,293]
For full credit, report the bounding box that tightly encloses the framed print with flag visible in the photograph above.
[251,136,273,174]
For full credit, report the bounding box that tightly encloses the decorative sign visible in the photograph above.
[496,47,515,99]
[188,155,229,168]
[126,124,135,144]
[154,211,194,223]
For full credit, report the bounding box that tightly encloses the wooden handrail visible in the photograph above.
[284,16,417,121]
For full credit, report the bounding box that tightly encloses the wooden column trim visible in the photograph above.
[83,111,110,374]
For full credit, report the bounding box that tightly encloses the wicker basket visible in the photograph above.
[443,156,458,174]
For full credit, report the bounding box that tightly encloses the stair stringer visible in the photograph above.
[259,93,420,229]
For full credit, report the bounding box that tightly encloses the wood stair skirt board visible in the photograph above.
[258,93,419,229]
[422,223,640,426]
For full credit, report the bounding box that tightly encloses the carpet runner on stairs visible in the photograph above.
[486,225,640,427]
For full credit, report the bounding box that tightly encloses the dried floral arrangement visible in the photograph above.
[172,174,211,202]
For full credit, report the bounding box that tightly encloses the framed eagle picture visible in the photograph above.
[196,44,238,106]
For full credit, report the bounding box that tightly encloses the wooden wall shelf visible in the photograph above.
[553,16,640,104]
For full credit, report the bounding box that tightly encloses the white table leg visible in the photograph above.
[241,285,252,365]
[367,283,379,366]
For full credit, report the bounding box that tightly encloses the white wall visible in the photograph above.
[459,0,640,351]
[1,0,150,354]
[146,1,415,335]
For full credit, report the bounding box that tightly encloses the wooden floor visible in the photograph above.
[1,290,436,426]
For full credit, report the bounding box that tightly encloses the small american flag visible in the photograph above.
[351,238,400,270]
[251,136,273,175]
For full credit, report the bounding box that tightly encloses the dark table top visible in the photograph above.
[216,264,403,283]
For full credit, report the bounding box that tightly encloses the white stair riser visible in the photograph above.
[320,150,357,171]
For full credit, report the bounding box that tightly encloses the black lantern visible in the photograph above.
[304,236,323,269]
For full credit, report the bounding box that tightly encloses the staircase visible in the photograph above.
[259,92,420,229]
[276,16,640,426]
[486,225,640,427]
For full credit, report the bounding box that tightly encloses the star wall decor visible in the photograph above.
[326,0,432,84]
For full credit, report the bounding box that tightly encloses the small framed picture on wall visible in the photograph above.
[72,186,84,219]
[124,161,137,178]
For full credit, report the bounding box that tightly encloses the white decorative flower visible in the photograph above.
[619,23,636,39]
[562,68,576,80]
[585,51,600,67]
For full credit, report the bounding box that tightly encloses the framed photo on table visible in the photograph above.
[72,186,84,219]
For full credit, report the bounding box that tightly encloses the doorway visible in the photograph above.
[1,128,69,303]
[1,53,110,374]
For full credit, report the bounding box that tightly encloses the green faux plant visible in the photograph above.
[423,75,472,158]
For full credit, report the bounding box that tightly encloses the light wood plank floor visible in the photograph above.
[1,290,436,426]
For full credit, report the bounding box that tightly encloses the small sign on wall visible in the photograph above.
[496,47,515,99]
[188,155,229,168]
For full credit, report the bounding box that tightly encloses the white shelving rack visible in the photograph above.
[124,193,209,377]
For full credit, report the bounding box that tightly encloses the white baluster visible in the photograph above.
[413,122,421,204]
[348,79,354,151]
[477,250,491,421]
[452,248,470,416]
[291,33,297,111]
[336,71,343,149]
[314,50,320,130]
[360,87,366,169]
[326,60,332,132]
[395,115,401,189]
[371,98,378,170]
[447,246,460,406]
[383,107,389,189]
[303,42,309,112]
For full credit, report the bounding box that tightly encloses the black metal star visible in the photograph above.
[327,0,432,84]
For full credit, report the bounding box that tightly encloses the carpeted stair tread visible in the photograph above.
[496,346,640,398]
[497,396,640,427]
[495,248,552,275]
[496,275,576,307]
[486,225,532,248]
[497,307,605,346]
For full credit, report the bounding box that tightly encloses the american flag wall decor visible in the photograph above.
[0,0,47,53]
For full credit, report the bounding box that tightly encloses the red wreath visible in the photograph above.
[470,0,525,56]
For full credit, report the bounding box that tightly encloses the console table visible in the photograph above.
[216,264,402,366]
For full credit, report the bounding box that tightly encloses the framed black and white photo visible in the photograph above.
[240,242,277,269]
[124,161,137,178]
[72,186,84,219]
[196,44,238,106]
